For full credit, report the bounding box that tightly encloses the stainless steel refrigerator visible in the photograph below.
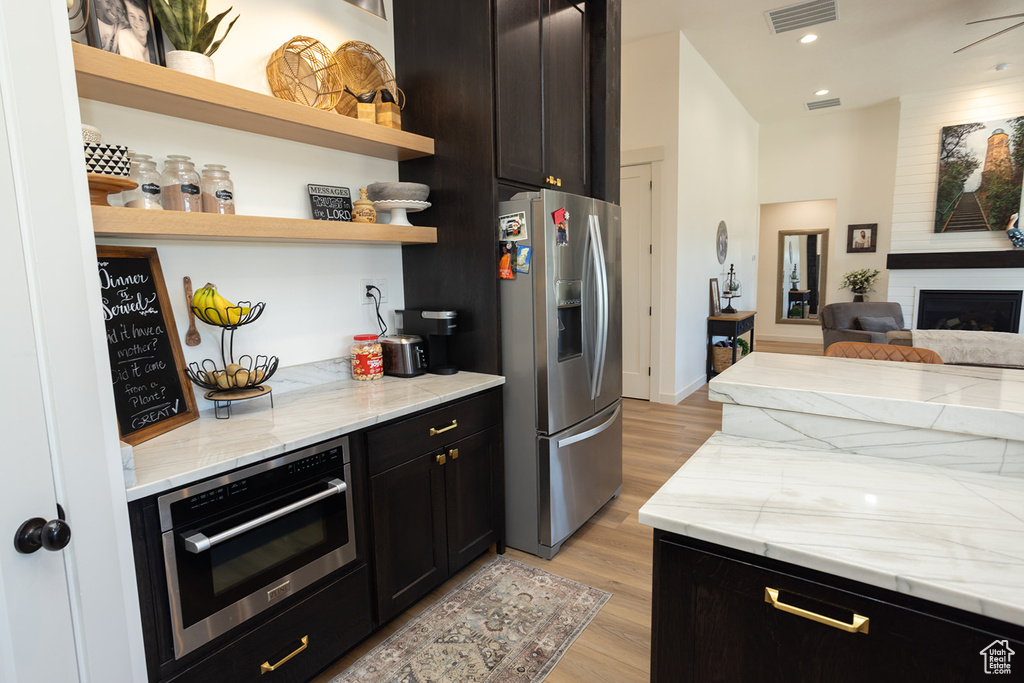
[499,189,622,559]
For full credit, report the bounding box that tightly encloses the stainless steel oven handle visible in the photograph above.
[183,478,347,554]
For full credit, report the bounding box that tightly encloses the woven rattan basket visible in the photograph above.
[332,41,404,118]
[712,345,742,374]
[267,36,345,111]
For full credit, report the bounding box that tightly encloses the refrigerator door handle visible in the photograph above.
[556,403,622,448]
[582,219,595,393]
[585,216,603,400]
[591,214,609,398]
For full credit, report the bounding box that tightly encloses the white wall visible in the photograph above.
[622,31,759,402]
[887,75,1024,329]
[758,100,900,342]
[83,0,400,410]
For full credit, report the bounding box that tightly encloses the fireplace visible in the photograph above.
[916,290,1022,332]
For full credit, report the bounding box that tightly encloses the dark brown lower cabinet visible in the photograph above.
[652,531,1024,682]
[166,565,372,683]
[369,389,504,624]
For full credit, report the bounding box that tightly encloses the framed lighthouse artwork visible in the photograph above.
[934,117,1022,234]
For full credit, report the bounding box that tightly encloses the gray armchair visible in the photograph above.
[820,302,906,353]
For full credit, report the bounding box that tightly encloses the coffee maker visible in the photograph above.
[395,309,458,374]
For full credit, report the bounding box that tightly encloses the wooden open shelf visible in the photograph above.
[92,205,437,245]
[73,43,434,162]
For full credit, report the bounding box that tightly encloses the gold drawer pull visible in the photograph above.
[436,453,446,465]
[449,447,459,460]
[764,588,869,634]
[260,635,308,674]
[429,420,457,436]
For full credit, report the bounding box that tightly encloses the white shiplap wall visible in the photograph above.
[888,76,1024,330]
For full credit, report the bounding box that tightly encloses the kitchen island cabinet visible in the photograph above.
[367,388,503,623]
[641,432,1024,682]
[652,532,1024,682]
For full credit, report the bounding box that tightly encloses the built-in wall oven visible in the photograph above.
[157,435,358,659]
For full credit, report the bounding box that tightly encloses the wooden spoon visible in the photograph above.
[183,276,201,346]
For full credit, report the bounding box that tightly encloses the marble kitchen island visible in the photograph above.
[640,353,1024,681]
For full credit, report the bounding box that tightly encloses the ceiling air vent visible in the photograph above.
[806,97,841,111]
[765,0,839,34]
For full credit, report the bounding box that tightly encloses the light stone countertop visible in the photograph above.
[639,432,1024,627]
[709,352,1024,442]
[125,371,504,501]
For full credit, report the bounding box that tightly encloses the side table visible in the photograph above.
[707,311,755,382]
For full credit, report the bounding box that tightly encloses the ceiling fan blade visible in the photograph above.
[966,13,1024,26]
[954,19,1024,53]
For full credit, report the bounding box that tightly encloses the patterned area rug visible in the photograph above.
[331,555,610,683]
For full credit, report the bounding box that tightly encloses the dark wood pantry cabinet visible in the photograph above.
[367,388,504,624]
[495,0,589,195]
[392,0,620,376]
[651,531,1024,682]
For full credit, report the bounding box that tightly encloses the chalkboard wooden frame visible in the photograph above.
[97,246,198,445]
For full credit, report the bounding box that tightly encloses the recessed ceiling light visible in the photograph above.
[800,34,818,44]
[996,62,1010,71]
[815,89,830,96]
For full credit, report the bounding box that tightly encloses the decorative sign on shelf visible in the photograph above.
[307,184,353,221]
[97,246,198,445]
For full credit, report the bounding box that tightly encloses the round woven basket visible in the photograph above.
[332,41,403,118]
[267,36,345,111]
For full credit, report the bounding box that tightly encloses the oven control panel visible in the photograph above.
[159,436,349,531]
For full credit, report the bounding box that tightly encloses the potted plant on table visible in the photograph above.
[839,268,880,302]
[150,0,239,80]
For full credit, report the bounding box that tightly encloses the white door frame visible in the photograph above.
[0,1,146,680]
[621,147,664,402]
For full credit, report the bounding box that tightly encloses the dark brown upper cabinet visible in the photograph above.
[496,0,588,196]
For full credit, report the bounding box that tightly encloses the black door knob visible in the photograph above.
[14,517,72,554]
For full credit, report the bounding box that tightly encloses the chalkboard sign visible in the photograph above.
[307,184,352,221]
[97,246,198,445]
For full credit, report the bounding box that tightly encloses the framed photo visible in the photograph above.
[86,0,165,66]
[847,224,877,253]
[710,278,722,316]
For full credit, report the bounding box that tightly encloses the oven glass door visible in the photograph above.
[163,469,356,658]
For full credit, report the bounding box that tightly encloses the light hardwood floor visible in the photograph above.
[313,342,820,682]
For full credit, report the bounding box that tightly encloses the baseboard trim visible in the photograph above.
[660,375,707,405]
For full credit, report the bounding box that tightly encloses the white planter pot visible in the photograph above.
[165,50,215,80]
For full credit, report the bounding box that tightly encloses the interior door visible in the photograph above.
[619,164,652,399]
[0,91,79,682]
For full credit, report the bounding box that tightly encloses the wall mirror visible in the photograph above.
[776,228,828,325]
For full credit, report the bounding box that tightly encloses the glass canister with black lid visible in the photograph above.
[161,154,202,212]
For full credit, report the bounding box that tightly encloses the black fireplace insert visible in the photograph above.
[916,290,1022,332]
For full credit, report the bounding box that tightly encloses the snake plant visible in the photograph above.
[150,0,239,57]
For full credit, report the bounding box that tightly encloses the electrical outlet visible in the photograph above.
[373,278,388,304]
[360,278,389,305]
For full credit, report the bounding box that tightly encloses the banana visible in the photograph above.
[191,283,250,325]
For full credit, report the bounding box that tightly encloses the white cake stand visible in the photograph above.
[373,200,431,226]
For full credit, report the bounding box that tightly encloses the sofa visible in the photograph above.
[819,301,906,354]
[886,329,1024,368]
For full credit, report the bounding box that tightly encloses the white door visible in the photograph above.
[0,1,147,679]
[620,164,652,399]
[0,89,80,683]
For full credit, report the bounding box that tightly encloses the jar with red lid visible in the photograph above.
[351,334,383,380]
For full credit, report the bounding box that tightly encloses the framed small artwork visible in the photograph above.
[86,0,165,66]
[710,278,721,316]
[847,224,877,253]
